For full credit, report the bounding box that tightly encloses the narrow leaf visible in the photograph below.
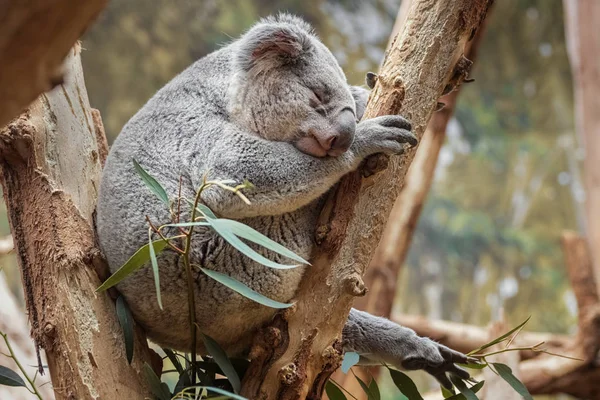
[142,363,171,400]
[203,218,299,269]
[368,377,381,400]
[217,219,310,265]
[96,240,167,292]
[354,373,376,400]
[196,203,217,219]
[445,381,485,399]
[148,232,163,309]
[133,159,169,205]
[388,368,424,400]
[341,352,359,374]
[468,317,531,356]
[325,381,348,400]
[201,334,241,394]
[163,348,183,374]
[450,376,479,400]
[116,295,134,364]
[492,363,533,400]
[442,386,456,398]
[0,365,25,387]
[200,268,294,309]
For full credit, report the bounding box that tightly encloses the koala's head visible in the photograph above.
[228,14,356,157]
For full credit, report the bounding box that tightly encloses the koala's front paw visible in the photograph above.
[354,115,417,157]
[400,337,472,389]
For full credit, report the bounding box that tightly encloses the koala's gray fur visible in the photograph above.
[96,14,469,387]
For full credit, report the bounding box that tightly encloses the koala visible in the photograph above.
[96,14,470,388]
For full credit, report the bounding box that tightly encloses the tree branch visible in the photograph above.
[241,1,494,398]
[0,45,153,400]
[0,0,107,126]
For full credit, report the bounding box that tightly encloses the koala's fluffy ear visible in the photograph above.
[236,19,311,73]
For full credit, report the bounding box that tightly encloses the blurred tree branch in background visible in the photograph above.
[0,0,107,126]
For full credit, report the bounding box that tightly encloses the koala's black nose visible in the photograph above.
[330,108,356,152]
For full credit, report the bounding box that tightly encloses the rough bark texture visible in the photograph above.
[0,0,107,127]
[241,1,493,399]
[563,0,600,297]
[0,45,153,400]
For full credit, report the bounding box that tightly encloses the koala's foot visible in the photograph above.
[343,309,474,389]
[354,115,417,157]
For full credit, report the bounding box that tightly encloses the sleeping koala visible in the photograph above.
[96,13,470,388]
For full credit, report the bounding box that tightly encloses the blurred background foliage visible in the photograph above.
[0,0,581,398]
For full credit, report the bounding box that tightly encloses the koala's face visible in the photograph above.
[230,15,357,157]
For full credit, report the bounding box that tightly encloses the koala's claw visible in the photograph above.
[401,340,472,389]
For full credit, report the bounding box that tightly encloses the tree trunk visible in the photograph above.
[0,45,153,400]
[563,0,600,292]
[0,0,107,127]
[241,1,493,399]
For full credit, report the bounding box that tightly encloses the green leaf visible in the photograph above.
[96,240,167,292]
[445,381,485,399]
[116,295,134,364]
[200,267,294,309]
[442,386,456,398]
[195,203,217,219]
[148,232,163,310]
[450,376,479,400]
[163,348,184,374]
[197,207,299,269]
[325,381,347,400]
[458,362,487,370]
[0,365,25,387]
[216,219,310,265]
[132,159,169,205]
[354,373,376,400]
[142,363,171,400]
[201,334,241,394]
[492,363,533,400]
[467,317,531,356]
[388,368,424,400]
[341,352,359,374]
[368,377,381,400]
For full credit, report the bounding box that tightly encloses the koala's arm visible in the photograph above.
[197,115,414,219]
[343,309,472,389]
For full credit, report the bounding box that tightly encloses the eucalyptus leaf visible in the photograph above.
[201,334,241,394]
[388,368,424,400]
[368,377,381,400]
[96,239,167,292]
[341,352,359,374]
[442,385,456,398]
[116,295,134,364]
[201,218,299,270]
[0,365,25,387]
[354,373,376,400]
[200,267,294,309]
[445,381,485,400]
[467,317,531,356]
[492,363,533,400]
[216,219,310,265]
[133,159,169,205]
[325,381,347,400]
[203,386,248,400]
[450,376,479,400]
[163,348,184,374]
[148,232,163,310]
[142,363,171,400]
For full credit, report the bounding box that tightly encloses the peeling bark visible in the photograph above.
[0,0,107,127]
[0,45,152,400]
[241,1,494,398]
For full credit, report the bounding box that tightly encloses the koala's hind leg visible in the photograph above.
[342,308,472,389]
